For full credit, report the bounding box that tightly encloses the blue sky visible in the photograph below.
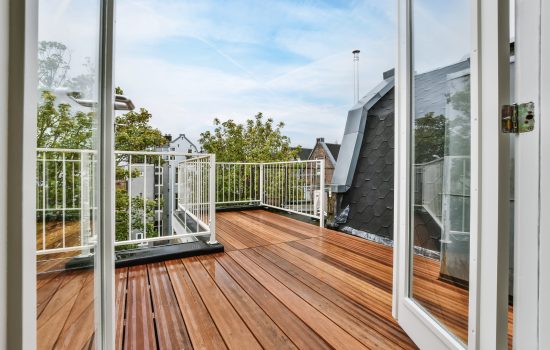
[38,0,480,148]
[113,0,397,147]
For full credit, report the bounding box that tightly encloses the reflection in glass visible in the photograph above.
[36,0,101,348]
[410,0,471,344]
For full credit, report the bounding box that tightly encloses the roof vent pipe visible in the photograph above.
[352,49,360,103]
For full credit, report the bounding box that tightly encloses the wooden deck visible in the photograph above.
[37,209,512,349]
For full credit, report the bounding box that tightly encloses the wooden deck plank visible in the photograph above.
[253,245,416,349]
[241,248,405,349]
[36,209,513,350]
[183,256,262,350]
[215,225,249,250]
[290,239,393,293]
[53,271,95,349]
[37,271,89,350]
[198,255,297,350]
[37,271,68,317]
[265,243,393,319]
[115,268,128,350]
[215,253,333,350]
[222,211,301,243]
[216,235,237,251]
[227,250,370,350]
[275,243,393,312]
[216,216,270,247]
[148,262,193,350]
[239,211,316,240]
[124,265,156,350]
[165,259,228,350]
[242,210,323,238]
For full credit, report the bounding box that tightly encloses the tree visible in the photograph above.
[115,109,167,153]
[36,85,166,247]
[37,91,94,149]
[414,112,447,163]
[38,41,71,89]
[199,113,298,162]
[201,113,300,207]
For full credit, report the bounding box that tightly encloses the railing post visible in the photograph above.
[80,152,91,256]
[208,154,217,244]
[259,163,264,205]
[319,159,325,227]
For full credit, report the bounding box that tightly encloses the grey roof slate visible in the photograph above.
[334,58,470,240]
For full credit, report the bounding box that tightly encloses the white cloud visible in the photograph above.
[114,0,398,147]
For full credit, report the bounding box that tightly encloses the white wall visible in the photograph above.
[0,0,8,346]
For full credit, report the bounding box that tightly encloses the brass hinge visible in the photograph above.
[501,102,535,133]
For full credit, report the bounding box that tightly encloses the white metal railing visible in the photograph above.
[216,162,262,205]
[216,159,326,227]
[414,156,470,241]
[177,154,217,244]
[415,158,444,226]
[36,149,218,255]
[36,149,322,256]
[114,151,216,247]
[36,148,97,255]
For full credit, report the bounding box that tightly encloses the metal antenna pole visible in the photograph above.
[352,49,360,103]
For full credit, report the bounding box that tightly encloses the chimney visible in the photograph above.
[316,137,325,144]
[352,49,360,103]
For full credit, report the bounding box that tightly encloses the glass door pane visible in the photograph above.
[36,0,102,348]
[410,0,471,345]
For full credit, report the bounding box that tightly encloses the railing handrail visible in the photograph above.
[215,159,326,227]
[36,149,324,257]
[37,147,97,154]
[217,159,323,165]
[115,150,205,156]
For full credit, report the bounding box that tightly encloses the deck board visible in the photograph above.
[36,209,514,349]
[198,255,298,350]
[148,262,193,349]
[124,265,156,350]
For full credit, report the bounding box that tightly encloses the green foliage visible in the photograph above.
[200,113,298,162]
[115,108,167,153]
[36,67,166,248]
[414,112,447,163]
[115,188,163,245]
[37,91,94,149]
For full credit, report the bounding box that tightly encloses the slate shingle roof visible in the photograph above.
[340,89,395,239]
[325,143,341,161]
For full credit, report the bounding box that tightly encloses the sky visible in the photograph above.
[38,0,482,148]
[113,0,396,147]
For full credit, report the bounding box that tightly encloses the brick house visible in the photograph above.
[308,137,340,185]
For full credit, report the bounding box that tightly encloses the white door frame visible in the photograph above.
[4,0,38,348]
[540,0,550,347]
[97,0,116,348]
[393,0,512,349]
[2,0,116,348]
[514,0,549,349]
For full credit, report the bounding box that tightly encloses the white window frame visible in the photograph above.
[393,0,512,349]
[2,0,116,348]
[4,0,38,348]
[514,0,549,349]
[540,1,550,348]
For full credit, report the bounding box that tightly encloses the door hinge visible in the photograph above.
[501,102,535,133]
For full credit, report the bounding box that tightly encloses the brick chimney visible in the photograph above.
[316,137,325,144]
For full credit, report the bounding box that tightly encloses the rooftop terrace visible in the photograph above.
[36,209,512,350]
